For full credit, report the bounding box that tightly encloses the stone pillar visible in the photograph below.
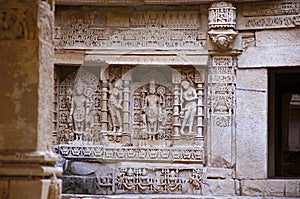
[0,1,62,199]
[203,2,238,196]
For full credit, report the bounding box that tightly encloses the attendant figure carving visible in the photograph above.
[108,79,123,132]
[180,80,197,134]
[69,83,90,140]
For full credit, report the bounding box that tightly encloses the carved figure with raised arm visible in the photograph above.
[108,79,123,132]
[180,80,197,134]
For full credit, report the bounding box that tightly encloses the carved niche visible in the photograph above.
[57,68,102,145]
[54,65,205,161]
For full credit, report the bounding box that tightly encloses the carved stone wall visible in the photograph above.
[53,65,205,195]
[52,1,300,198]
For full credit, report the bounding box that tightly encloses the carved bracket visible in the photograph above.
[208,2,238,51]
[208,29,237,50]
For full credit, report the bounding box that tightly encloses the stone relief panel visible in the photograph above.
[238,0,300,30]
[61,163,204,195]
[54,65,205,164]
[57,69,101,145]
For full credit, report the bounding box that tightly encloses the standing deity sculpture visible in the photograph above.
[108,79,123,133]
[69,83,91,140]
[142,80,162,134]
[180,80,197,134]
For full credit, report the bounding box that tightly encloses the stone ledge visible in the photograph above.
[241,179,300,197]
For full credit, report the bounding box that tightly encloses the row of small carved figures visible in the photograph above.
[95,169,202,193]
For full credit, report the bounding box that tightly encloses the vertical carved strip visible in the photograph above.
[172,70,181,137]
[196,83,204,137]
[122,68,131,133]
[208,56,236,166]
[101,80,109,132]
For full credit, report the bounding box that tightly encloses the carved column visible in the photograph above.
[101,74,109,132]
[0,1,62,199]
[172,70,181,137]
[195,71,205,138]
[122,68,131,134]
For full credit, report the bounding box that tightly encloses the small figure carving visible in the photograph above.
[108,79,123,132]
[142,80,162,134]
[69,83,90,140]
[180,80,197,134]
[123,168,135,190]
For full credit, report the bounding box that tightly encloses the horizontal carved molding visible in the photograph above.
[84,53,209,65]
[237,14,300,30]
[53,145,203,162]
[242,0,300,17]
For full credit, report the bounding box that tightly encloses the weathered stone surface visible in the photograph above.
[206,167,233,179]
[0,41,39,152]
[107,8,129,27]
[241,180,285,197]
[238,45,300,68]
[0,1,61,199]
[202,179,236,196]
[256,29,300,47]
[69,161,102,175]
[236,68,268,179]
[285,180,300,197]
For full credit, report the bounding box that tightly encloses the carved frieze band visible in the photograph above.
[53,145,203,162]
[54,25,204,49]
[54,7,204,49]
[239,0,300,30]
[243,0,300,17]
[62,166,203,195]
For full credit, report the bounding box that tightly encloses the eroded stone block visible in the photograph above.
[241,180,285,197]
[202,179,236,196]
[285,180,300,197]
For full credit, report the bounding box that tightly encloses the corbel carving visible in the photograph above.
[208,2,238,51]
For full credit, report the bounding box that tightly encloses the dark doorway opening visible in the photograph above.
[269,68,300,178]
